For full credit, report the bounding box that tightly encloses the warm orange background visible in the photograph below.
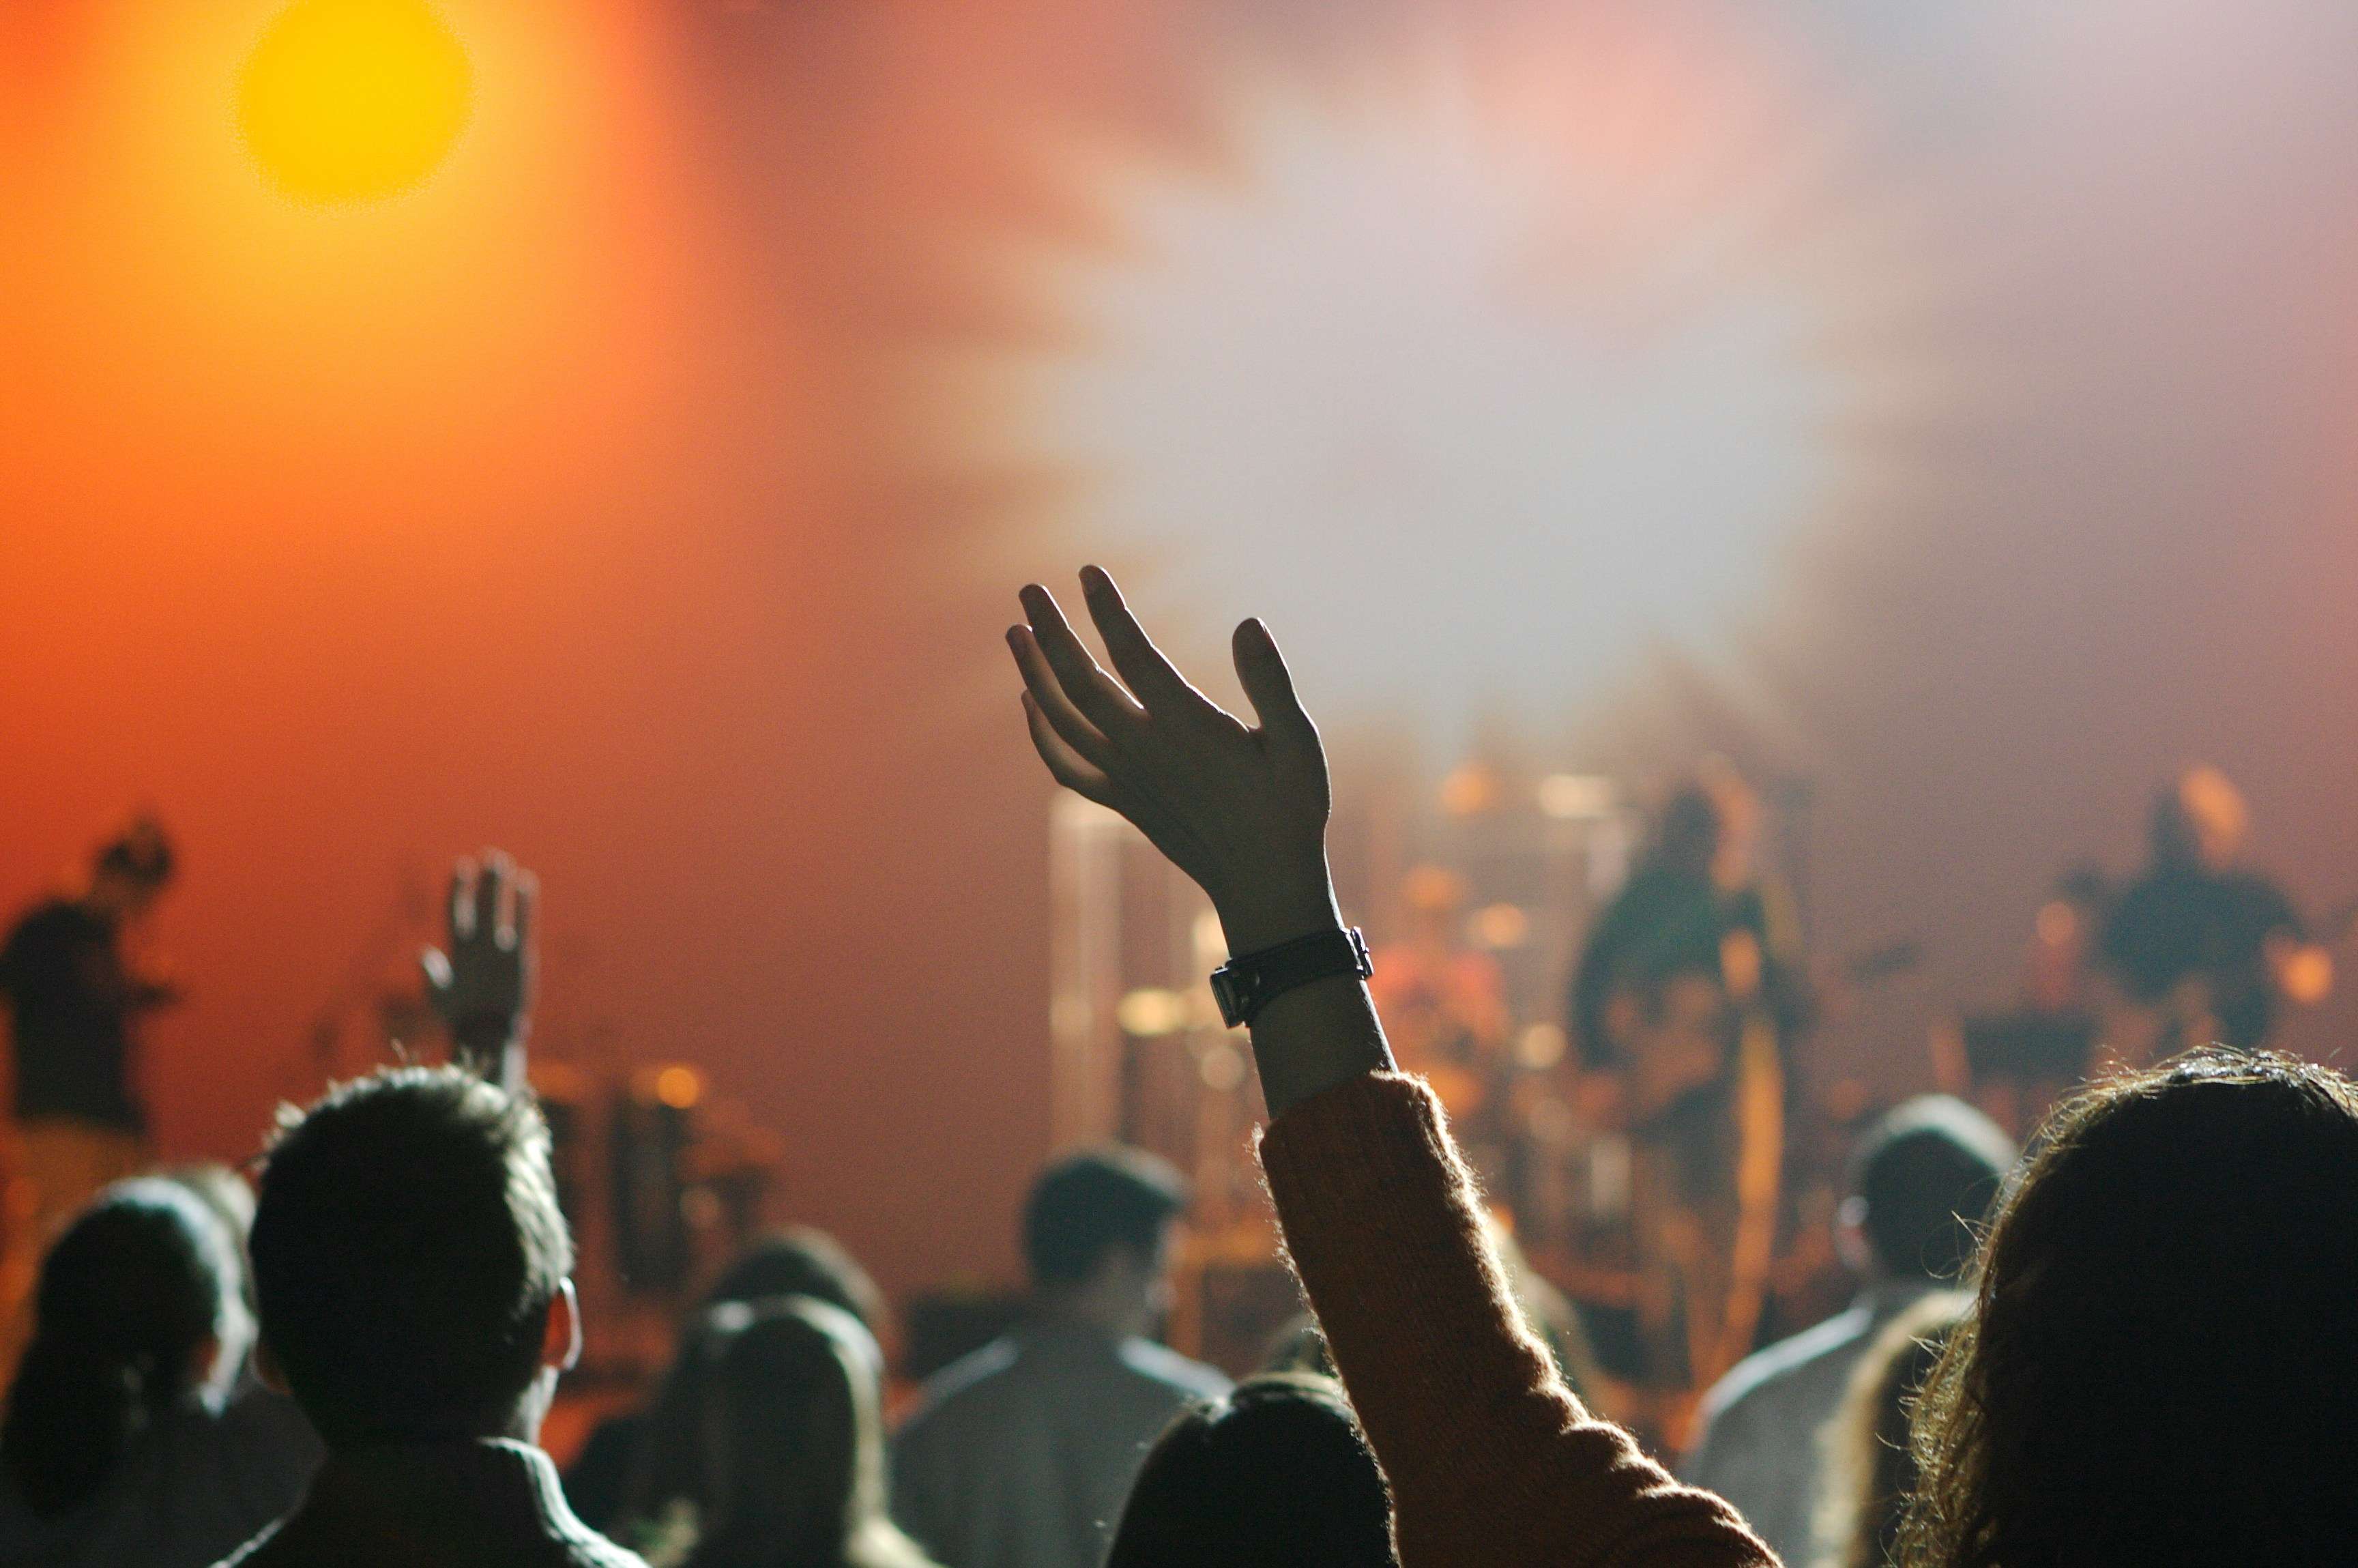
[10,0,2358,1303]
[0,0,1066,1297]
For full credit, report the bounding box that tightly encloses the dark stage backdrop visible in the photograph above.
[8,0,2358,1297]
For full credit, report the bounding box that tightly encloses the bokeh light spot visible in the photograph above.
[238,0,473,205]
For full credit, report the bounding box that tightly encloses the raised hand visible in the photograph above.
[1008,566,1341,956]
[1011,568,1391,1113]
[421,850,537,1089]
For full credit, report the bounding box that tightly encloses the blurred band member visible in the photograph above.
[0,819,180,1365]
[1568,764,1806,1395]
[2097,766,2329,1062]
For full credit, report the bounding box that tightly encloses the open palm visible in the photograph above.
[1008,566,1340,956]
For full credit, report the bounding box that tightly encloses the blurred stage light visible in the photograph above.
[1116,986,1192,1037]
[238,0,472,204]
[1539,773,1618,821]
[1469,902,1532,950]
[933,24,1929,726]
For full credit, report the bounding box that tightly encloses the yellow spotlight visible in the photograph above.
[2281,946,2333,1006]
[1469,902,1530,951]
[1116,987,1191,1039]
[238,0,473,204]
[1438,761,1500,817]
[1538,774,1616,822]
[653,1064,705,1110]
[1516,1022,1567,1071]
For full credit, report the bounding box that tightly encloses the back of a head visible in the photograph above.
[1850,1097,2015,1283]
[1108,1373,1395,1568]
[249,1066,571,1450]
[703,1229,886,1336]
[1023,1147,1185,1288]
[3,1180,239,1516]
[682,1297,925,1568]
[1903,1049,2358,1567]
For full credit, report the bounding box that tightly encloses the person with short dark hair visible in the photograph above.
[212,852,636,1567]
[1682,1096,2014,1566]
[890,1148,1228,1568]
[1106,1372,1395,1568]
[0,1178,308,1567]
[213,1064,635,1567]
[1018,1146,1184,1290]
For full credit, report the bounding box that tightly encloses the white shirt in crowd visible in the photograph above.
[890,1318,1229,1568]
[1680,1278,1938,1568]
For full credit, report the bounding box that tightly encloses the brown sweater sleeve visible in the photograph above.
[1257,1071,1776,1568]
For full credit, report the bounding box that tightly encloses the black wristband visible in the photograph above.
[1209,927,1373,1029]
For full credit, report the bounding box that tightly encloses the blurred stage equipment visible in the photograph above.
[1047,768,1640,1373]
[1050,749,1902,1420]
[610,1064,701,1292]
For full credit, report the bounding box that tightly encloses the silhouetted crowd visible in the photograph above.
[4,570,2356,1567]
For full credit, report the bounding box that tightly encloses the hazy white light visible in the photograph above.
[933,25,1919,725]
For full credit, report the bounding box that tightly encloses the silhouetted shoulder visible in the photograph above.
[1116,1337,1231,1402]
[211,1517,285,1567]
[900,1335,1023,1425]
[1696,1303,1872,1426]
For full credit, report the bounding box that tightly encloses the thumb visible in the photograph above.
[420,946,454,999]
[1232,618,1320,757]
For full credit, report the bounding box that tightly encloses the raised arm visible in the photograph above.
[421,850,537,1092]
[1010,569,1772,1568]
[1008,568,1386,1110]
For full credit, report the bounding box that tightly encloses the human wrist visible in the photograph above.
[1247,974,1394,1117]
[450,1009,521,1056]
[1213,867,1343,959]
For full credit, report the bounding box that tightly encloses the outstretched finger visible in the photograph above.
[1010,626,1120,769]
[508,869,538,956]
[477,850,512,946]
[1020,583,1146,737]
[1079,566,1219,721]
[1022,693,1121,805]
[1025,695,1217,884]
[1232,618,1320,753]
[449,858,480,942]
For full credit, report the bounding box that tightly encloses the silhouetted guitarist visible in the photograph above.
[2097,766,2329,1064]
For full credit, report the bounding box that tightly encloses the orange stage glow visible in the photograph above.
[238,0,473,203]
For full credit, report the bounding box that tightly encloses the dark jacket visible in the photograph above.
[214,1438,644,1568]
